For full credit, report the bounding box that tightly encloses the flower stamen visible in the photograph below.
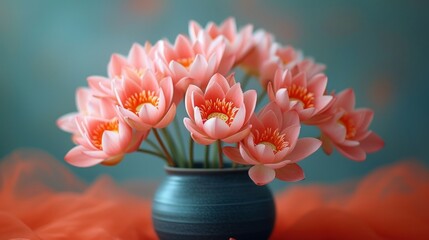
[177,57,194,69]
[199,98,238,126]
[124,91,159,114]
[90,119,119,150]
[254,128,289,153]
[288,84,315,109]
[339,114,357,139]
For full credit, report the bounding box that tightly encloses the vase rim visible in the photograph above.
[164,162,250,174]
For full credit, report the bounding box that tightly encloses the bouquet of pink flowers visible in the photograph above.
[57,18,384,186]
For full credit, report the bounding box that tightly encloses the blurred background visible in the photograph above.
[1,0,428,190]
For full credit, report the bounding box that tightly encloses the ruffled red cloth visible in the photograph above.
[1,149,428,240]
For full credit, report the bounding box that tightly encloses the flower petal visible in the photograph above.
[223,146,250,165]
[248,165,276,186]
[102,131,122,156]
[360,132,385,153]
[243,90,257,122]
[118,121,132,150]
[183,118,213,145]
[101,154,125,166]
[336,88,355,111]
[57,112,78,133]
[226,83,244,107]
[175,34,193,58]
[108,54,127,77]
[203,118,230,139]
[222,127,251,143]
[128,43,146,69]
[275,88,291,112]
[65,146,103,167]
[287,138,321,162]
[321,134,334,155]
[205,80,226,100]
[336,145,367,161]
[185,85,203,119]
[189,54,208,82]
[275,163,305,182]
[155,104,176,129]
[191,133,216,145]
[239,144,260,165]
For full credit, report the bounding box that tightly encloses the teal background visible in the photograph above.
[1,0,428,188]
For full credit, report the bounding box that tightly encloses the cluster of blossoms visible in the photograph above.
[58,18,384,185]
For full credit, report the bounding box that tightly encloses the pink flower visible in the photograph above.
[183,73,256,145]
[189,17,254,66]
[291,58,326,79]
[107,42,157,78]
[114,69,176,131]
[156,34,229,93]
[267,68,333,122]
[57,88,148,167]
[223,103,321,185]
[57,88,117,143]
[259,44,303,88]
[258,42,326,90]
[239,30,274,76]
[87,42,157,99]
[318,89,384,161]
[66,116,147,167]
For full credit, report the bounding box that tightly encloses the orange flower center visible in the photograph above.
[253,128,289,153]
[288,84,315,109]
[177,57,194,68]
[199,98,238,126]
[339,113,357,139]
[90,119,119,150]
[124,91,159,114]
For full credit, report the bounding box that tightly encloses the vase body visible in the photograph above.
[152,165,275,240]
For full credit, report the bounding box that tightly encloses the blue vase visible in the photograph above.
[152,164,275,240]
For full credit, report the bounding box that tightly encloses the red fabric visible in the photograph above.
[1,149,428,240]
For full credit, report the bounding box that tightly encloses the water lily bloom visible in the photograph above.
[65,116,148,167]
[87,42,157,99]
[259,44,303,88]
[156,34,229,93]
[267,68,333,122]
[56,18,385,187]
[188,17,254,66]
[318,89,384,161]
[239,30,274,76]
[223,103,321,185]
[114,69,176,131]
[261,46,326,88]
[108,42,157,78]
[291,58,326,79]
[57,87,118,144]
[57,88,148,167]
[183,73,256,145]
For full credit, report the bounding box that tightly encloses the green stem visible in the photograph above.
[204,144,210,168]
[161,128,179,165]
[153,129,175,167]
[217,140,223,169]
[173,117,187,160]
[189,136,194,168]
[136,148,166,160]
[211,143,218,168]
[145,138,163,154]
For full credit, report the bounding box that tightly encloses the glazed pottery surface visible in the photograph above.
[152,164,275,240]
